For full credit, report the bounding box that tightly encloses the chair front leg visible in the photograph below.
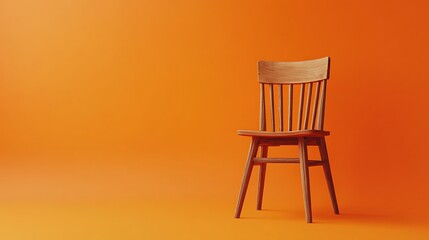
[257,146,268,210]
[298,137,312,223]
[235,137,260,218]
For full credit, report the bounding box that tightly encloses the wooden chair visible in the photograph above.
[234,57,339,223]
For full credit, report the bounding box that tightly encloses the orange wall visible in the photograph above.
[1,0,429,221]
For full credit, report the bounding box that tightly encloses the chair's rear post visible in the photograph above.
[278,85,284,131]
[317,79,327,130]
[288,85,293,131]
[259,83,266,131]
[269,84,275,132]
[303,83,313,130]
[317,57,330,130]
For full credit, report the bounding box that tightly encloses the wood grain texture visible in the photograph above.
[258,57,330,84]
[236,57,336,223]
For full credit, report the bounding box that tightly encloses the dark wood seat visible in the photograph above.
[235,57,339,223]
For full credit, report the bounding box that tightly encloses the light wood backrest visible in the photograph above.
[257,57,330,132]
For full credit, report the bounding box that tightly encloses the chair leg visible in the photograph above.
[256,146,268,210]
[319,137,339,214]
[235,138,260,218]
[298,138,312,223]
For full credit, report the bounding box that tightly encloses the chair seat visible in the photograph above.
[237,129,330,138]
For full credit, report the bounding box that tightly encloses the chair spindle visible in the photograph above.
[288,85,293,131]
[269,84,275,131]
[311,81,321,130]
[297,83,305,130]
[260,83,266,131]
[278,85,283,131]
[303,83,313,130]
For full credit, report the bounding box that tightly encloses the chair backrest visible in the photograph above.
[257,57,330,132]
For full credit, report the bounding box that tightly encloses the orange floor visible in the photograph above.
[0,200,427,239]
[0,156,427,240]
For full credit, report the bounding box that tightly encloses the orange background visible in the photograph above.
[1,0,428,239]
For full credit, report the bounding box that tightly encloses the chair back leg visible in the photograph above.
[235,137,260,218]
[318,137,340,214]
